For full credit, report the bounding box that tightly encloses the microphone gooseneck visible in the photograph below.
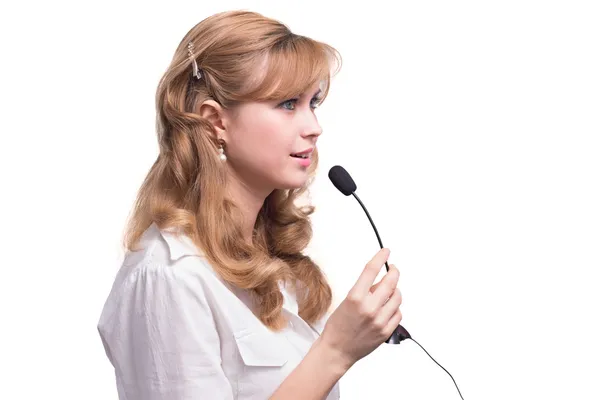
[351,191,413,345]
[327,165,465,399]
[327,165,409,344]
[351,192,386,268]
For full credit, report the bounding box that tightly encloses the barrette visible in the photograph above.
[187,41,203,80]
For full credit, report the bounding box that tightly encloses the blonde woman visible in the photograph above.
[98,10,403,400]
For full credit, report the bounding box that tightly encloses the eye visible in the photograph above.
[278,99,298,110]
[310,97,322,109]
[277,96,323,111]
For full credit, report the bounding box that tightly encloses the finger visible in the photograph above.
[384,307,403,336]
[369,264,399,294]
[351,248,390,295]
[369,281,381,294]
[380,287,402,321]
[372,264,400,307]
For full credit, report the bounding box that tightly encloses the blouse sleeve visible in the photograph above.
[98,261,234,400]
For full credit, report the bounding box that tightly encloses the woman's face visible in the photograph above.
[222,82,323,194]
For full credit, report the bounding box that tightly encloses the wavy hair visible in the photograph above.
[123,10,342,331]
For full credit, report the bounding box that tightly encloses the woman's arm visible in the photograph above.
[269,334,351,400]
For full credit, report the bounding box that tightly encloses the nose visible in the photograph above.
[301,112,323,139]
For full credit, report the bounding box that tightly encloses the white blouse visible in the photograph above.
[97,222,341,400]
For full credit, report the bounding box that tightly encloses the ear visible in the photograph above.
[198,99,230,141]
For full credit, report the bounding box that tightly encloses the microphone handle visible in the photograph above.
[351,192,410,344]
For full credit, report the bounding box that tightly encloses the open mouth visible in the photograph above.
[290,153,310,159]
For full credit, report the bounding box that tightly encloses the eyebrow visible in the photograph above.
[304,89,322,99]
[276,89,322,103]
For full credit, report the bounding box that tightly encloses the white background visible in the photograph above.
[1,0,599,399]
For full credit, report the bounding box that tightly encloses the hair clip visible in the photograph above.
[187,41,203,80]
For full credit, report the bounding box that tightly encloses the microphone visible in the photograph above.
[328,165,411,344]
[328,166,466,399]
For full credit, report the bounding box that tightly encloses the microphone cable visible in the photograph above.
[329,165,466,399]
[409,337,465,400]
[354,191,464,400]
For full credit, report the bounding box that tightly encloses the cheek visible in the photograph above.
[233,118,290,162]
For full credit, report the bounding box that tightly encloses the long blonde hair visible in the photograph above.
[123,10,341,331]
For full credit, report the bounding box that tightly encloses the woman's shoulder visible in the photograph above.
[98,223,221,330]
[118,222,218,279]
[123,222,206,266]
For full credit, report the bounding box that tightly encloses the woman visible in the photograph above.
[98,10,403,400]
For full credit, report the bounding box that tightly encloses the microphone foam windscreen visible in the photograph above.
[328,165,357,196]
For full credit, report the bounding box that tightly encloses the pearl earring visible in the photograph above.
[218,143,227,161]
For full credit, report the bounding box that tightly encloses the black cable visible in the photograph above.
[409,338,465,399]
[352,193,464,398]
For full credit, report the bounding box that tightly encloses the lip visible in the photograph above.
[293,156,312,167]
[291,148,314,156]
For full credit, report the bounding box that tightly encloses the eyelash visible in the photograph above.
[278,97,322,111]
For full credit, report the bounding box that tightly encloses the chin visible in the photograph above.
[270,166,312,191]
[275,176,309,191]
[276,182,306,191]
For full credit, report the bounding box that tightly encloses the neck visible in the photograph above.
[225,171,272,244]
